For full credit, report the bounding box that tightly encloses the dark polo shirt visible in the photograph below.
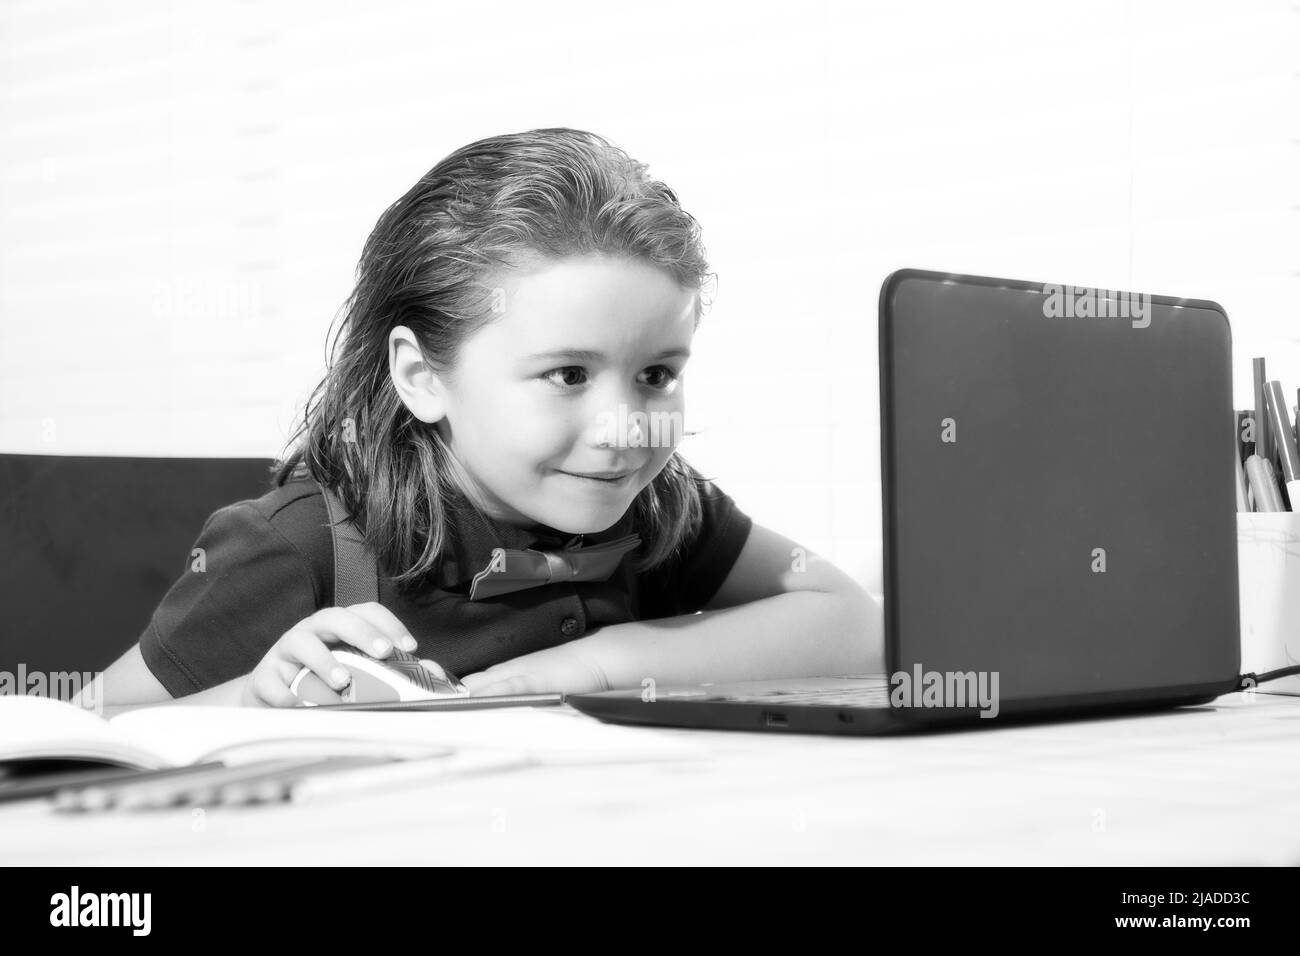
[139,464,753,697]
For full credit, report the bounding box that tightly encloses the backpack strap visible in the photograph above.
[318,480,379,607]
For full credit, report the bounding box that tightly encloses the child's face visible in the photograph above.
[396,254,697,534]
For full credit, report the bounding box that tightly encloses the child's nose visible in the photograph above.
[587,404,646,449]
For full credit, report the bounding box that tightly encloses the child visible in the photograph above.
[92,128,882,709]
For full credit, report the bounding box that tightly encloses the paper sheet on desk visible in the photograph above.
[106,704,711,767]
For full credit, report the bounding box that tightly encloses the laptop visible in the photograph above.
[566,269,1242,734]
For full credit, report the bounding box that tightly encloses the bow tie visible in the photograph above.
[468,534,642,601]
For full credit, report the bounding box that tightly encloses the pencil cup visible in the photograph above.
[1237,513,1300,695]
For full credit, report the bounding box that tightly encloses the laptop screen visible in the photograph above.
[879,271,1239,709]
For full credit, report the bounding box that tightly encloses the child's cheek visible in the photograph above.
[499,393,574,462]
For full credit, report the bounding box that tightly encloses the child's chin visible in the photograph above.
[543,502,629,535]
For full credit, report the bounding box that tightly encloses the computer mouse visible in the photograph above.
[289,646,468,706]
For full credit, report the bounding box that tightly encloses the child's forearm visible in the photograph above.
[172,674,249,707]
[106,675,248,714]
[575,589,885,691]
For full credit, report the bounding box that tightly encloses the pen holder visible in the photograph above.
[1238,513,1300,695]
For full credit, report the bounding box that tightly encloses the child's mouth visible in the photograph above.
[557,469,636,487]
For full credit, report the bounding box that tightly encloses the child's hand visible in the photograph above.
[459,645,610,698]
[241,603,420,707]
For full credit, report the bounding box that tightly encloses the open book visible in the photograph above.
[0,694,708,773]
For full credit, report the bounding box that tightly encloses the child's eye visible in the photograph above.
[540,365,679,391]
[638,366,679,390]
[542,366,588,389]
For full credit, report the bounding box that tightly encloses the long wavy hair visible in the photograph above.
[271,128,714,594]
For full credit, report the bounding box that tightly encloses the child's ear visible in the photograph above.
[388,326,449,424]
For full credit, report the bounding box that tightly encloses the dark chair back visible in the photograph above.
[0,454,276,693]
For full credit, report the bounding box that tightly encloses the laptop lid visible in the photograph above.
[879,270,1240,717]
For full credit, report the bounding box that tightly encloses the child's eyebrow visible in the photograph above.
[525,347,691,363]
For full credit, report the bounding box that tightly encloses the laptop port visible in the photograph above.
[764,711,789,728]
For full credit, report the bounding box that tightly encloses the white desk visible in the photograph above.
[3,692,1298,866]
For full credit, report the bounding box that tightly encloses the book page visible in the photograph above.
[0,695,169,770]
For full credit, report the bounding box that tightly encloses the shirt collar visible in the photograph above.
[431,489,638,590]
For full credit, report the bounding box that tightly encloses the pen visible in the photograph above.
[1235,454,1250,512]
[1265,380,1300,510]
[1245,454,1286,512]
[1263,458,1287,511]
[0,761,226,806]
[123,756,414,811]
[1236,409,1255,463]
[1253,358,1271,468]
[53,757,327,813]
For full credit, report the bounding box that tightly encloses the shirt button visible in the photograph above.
[559,616,582,637]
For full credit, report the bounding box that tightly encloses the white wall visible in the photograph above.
[2,0,1297,601]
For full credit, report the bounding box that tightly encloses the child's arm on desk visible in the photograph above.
[82,604,419,712]
[460,523,883,697]
[73,644,249,714]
